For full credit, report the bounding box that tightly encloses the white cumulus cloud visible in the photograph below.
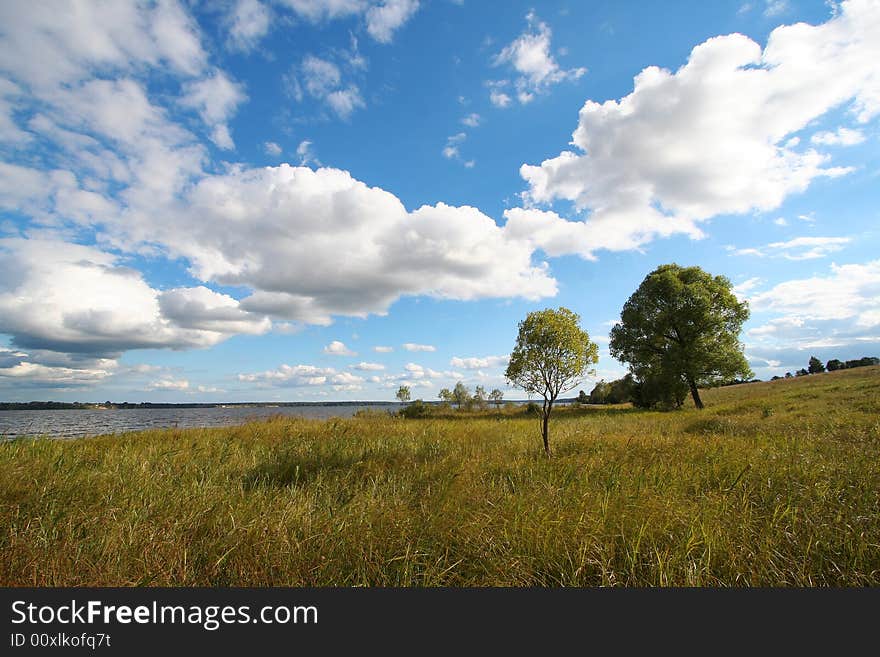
[518,0,879,259]
[493,12,586,104]
[402,343,436,352]
[324,340,357,356]
[727,236,852,260]
[450,355,510,370]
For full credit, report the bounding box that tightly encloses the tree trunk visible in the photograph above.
[687,377,704,410]
[541,398,553,457]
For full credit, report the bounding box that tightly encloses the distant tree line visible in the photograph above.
[771,355,879,380]
[398,382,505,419]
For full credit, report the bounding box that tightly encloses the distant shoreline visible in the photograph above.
[0,399,558,411]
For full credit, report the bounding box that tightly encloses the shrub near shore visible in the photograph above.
[1,367,878,586]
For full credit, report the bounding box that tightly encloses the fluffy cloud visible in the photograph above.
[365,0,420,43]
[732,277,764,301]
[442,132,473,166]
[149,378,190,391]
[450,355,509,370]
[0,238,267,358]
[373,346,394,353]
[486,81,512,108]
[139,165,557,325]
[180,70,247,149]
[519,0,879,258]
[493,12,586,104]
[0,1,254,238]
[443,132,466,158]
[764,0,790,17]
[226,0,272,52]
[293,54,365,119]
[810,127,865,146]
[296,139,319,165]
[744,259,880,352]
[727,236,852,260]
[403,362,443,379]
[0,1,206,91]
[324,340,357,356]
[237,363,363,389]
[402,343,436,352]
[0,347,116,388]
[749,260,880,323]
[460,113,481,127]
[158,286,271,335]
[351,361,385,370]
[279,0,365,22]
[279,0,419,42]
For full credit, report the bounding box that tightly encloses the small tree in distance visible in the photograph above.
[452,381,470,409]
[505,307,598,457]
[808,356,825,374]
[473,385,488,409]
[396,385,411,404]
[489,388,504,408]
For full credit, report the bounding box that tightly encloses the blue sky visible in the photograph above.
[1,0,878,402]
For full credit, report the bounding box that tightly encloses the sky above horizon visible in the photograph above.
[1,0,878,402]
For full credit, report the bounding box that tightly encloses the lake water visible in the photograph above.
[0,405,400,439]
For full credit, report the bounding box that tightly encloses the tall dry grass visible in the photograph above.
[1,366,878,586]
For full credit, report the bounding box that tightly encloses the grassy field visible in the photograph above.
[1,366,878,586]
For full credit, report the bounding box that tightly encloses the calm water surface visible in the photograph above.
[0,405,399,439]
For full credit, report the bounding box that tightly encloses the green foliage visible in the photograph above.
[610,264,751,410]
[821,356,880,373]
[505,307,599,454]
[505,307,598,400]
[452,381,470,409]
[473,386,488,410]
[396,385,411,404]
[589,381,610,404]
[808,356,826,374]
[577,389,589,404]
[489,389,504,407]
[607,375,636,404]
[589,375,636,405]
[631,371,688,410]
[399,399,430,419]
[438,388,453,403]
[524,401,541,417]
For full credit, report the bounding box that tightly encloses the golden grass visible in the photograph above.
[1,366,878,586]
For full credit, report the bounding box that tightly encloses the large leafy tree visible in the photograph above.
[610,264,751,410]
[505,307,598,456]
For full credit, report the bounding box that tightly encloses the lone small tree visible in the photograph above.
[489,388,504,408]
[452,381,470,409]
[610,264,751,410]
[505,307,598,456]
[808,356,826,374]
[396,385,411,404]
[473,385,487,409]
